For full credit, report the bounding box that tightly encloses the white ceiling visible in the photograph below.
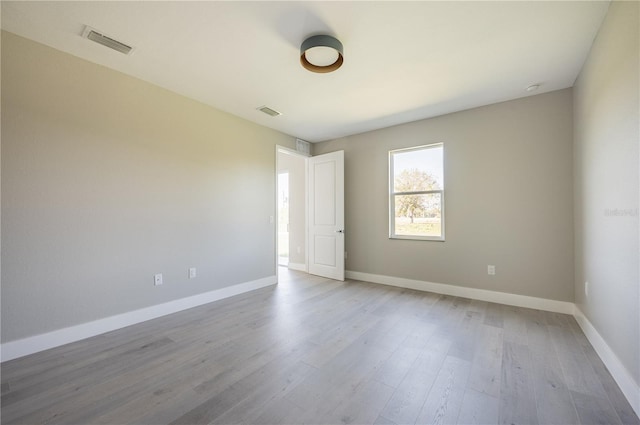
[1,1,609,142]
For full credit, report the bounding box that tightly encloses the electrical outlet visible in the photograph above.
[585,281,589,296]
[487,265,496,275]
[154,273,163,286]
[189,267,197,279]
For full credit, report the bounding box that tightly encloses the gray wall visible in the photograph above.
[277,150,306,267]
[573,1,639,386]
[1,32,295,342]
[314,89,575,302]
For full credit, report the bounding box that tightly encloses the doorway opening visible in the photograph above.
[276,147,308,277]
[275,145,344,282]
[277,172,289,266]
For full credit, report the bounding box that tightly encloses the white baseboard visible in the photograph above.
[287,262,306,272]
[574,306,640,417]
[346,270,574,314]
[1,276,277,362]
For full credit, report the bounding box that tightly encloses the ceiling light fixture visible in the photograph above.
[300,35,344,73]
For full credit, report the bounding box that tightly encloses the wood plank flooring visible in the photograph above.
[2,269,638,425]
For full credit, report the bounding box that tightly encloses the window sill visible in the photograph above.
[389,235,445,242]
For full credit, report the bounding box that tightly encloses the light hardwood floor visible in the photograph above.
[2,269,638,425]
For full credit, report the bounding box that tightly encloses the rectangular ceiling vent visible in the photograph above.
[82,26,134,55]
[257,106,282,117]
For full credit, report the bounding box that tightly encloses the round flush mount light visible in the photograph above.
[300,35,344,73]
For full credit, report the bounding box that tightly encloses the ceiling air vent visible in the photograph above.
[257,106,282,117]
[82,26,134,55]
[296,139,311,156]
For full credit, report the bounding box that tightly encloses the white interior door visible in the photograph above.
[308,150,344,281]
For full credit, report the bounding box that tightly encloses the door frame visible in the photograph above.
[275,146,309,282]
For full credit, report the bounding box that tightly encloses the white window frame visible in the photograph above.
[389,143,445,241]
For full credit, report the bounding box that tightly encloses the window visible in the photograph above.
[389,143,444,241]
